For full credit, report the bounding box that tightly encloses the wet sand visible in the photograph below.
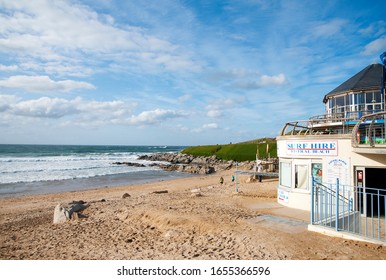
[1,169,385,260]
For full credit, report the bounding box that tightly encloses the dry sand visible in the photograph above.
[1,169,385,260]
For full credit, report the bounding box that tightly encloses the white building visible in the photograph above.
[276,58,386,220]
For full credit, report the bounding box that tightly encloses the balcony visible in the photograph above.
[279,111,386,152]
[351,111,386,154]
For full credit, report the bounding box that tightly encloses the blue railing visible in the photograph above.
[311,178,386,243]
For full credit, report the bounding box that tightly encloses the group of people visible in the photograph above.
[219,175,233,185]
[219,161,264,185]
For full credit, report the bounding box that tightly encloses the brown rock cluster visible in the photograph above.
[138,153,257,174]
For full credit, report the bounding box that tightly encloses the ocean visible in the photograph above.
[0,144,191,197]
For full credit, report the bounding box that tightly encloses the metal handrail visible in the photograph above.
[351,111,386,147]
[311,181,386,243]
[314,181,350,205]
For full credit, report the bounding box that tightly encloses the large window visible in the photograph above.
[327,90,384,118]
[280,161,291,188]
[354,91,383,113]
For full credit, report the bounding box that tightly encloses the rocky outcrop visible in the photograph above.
[138,153,230,174]
[113,152,276,175]
[138,153,257,175]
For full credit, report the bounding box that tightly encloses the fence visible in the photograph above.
[311,178,386,243]
[351,111,386,147]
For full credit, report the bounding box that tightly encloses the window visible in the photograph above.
[345,95,352,105]
[374,91,382,103]
[280,161,291,188]
[335,96,344,106]
[366,92,373,103]
[295,164,308,190]
[328,99,332,107]
[353,91,383,114]
[355,92,365,104]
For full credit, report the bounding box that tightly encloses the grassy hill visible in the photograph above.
[181,138,277,162]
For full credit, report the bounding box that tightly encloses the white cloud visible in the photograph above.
[0,94,190,129]
[311,19,347,38]
[76,99,129,115]
[207,110,222,118]
[128,108,186,125]
[362,36,386,56]
[205,68,287,90]
[191,122,219,133]
[232,73,287,89]
[359,21,386,37]
[12,97,79,118]
[0,64,18,71]
[259,74,287,86]
[206,97,246,113]
[0,75,95,92]
[0,95,133,123]
[202,123,218,129]
[206,69,258,83]
[178,94,191,102]
[0,94,20,112]
[0,0,199,75]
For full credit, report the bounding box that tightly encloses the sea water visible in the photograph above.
[0,144,191,197]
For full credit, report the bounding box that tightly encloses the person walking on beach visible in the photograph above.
[257,162,263,182]
[230,175,235,187]
[219,176,224,186]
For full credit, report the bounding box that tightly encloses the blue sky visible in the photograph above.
[0,0,385,146]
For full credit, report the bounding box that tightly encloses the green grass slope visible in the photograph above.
[181,138,277,162]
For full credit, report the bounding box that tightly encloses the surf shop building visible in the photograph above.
[276,54,386,243]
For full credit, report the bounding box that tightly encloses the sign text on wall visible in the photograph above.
[286,141,338,156]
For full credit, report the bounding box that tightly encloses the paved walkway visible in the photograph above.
[245,202,309,233]
[246,202,310,223]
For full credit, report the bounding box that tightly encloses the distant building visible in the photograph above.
[276,59,386,217]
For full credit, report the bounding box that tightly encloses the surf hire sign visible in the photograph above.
[286,141,338,156]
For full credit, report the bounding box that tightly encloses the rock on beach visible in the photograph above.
[53,201,88,224]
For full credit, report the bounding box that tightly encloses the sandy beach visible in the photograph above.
[1,169,385,260]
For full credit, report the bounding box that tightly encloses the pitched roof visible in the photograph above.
[323,63,385,103]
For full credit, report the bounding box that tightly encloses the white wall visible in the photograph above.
[276,135,386,210]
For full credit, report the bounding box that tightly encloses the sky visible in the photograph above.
[0,0,385,146]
